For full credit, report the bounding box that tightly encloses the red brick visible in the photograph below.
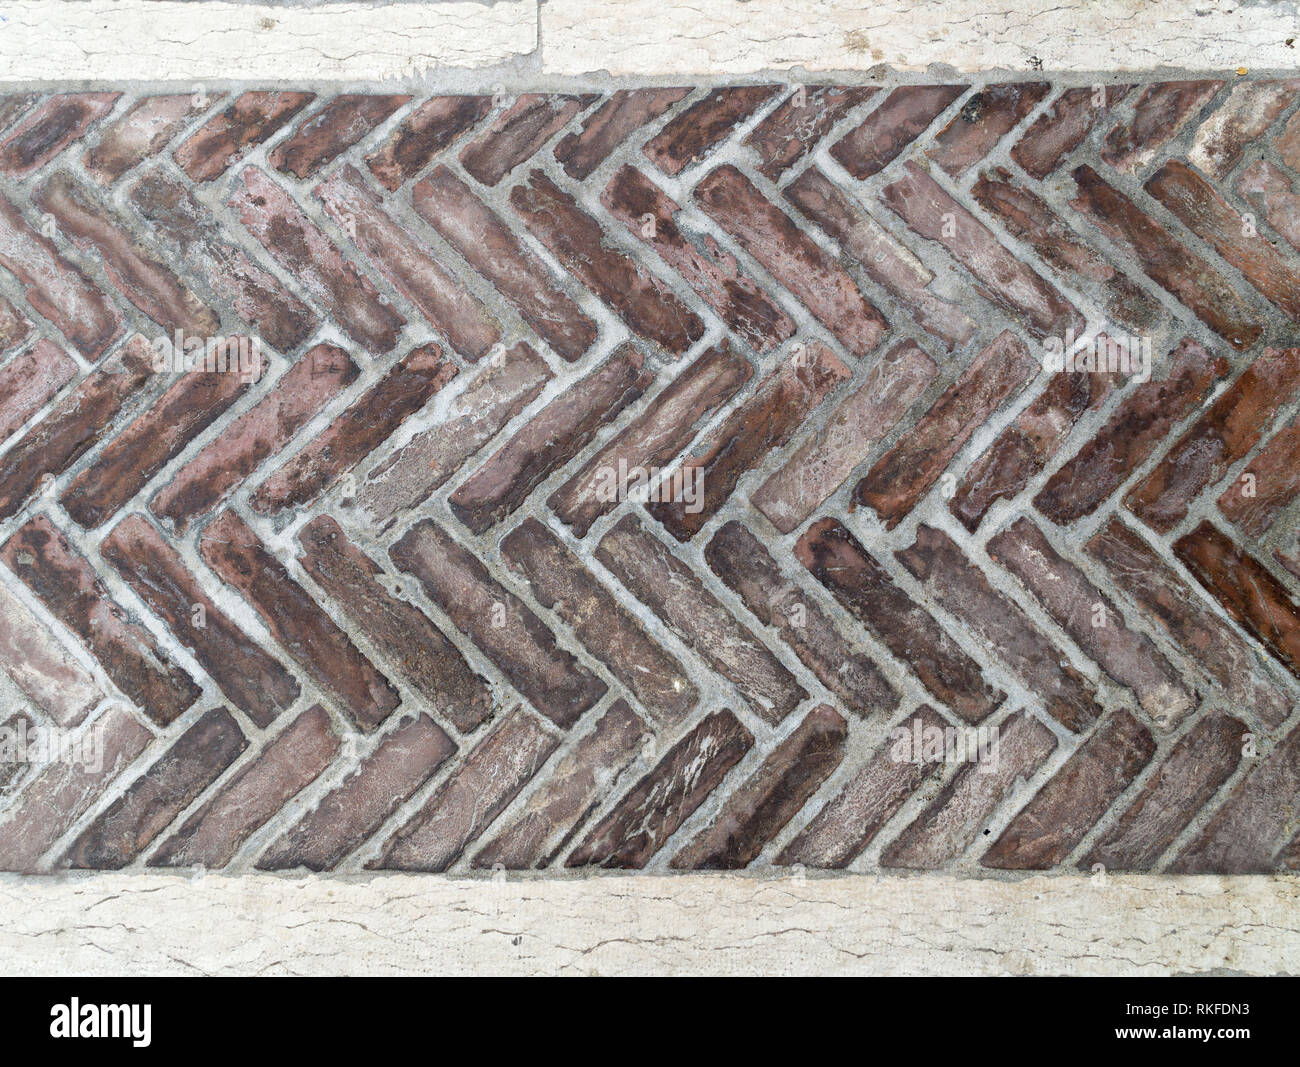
[297,516,493,734]
[649,345,850,540]
[1217,416,1300,539]
[151,705,339,869]
[643,86,778,175]
[251,343,455,515]
[101,514,300,728]
[511,169,705,356]
[151,343,359,534]
[366,95,492,190]
[1190,79,1300,179]
[830,85,965,179]
[84,94,215,184]
[0,579,101,728]
[695,164,887,357]
[174,91,315,182]
[461,93,598,185]
[602,165,795,353]
[555,88,690,180]
[0,339,77,447]
[1036,337,1229,524]
[745,86,878,181]
[597,516,807,724]
[1238,159,1300,257]
[374,708,558,871]
[411,165,595,361]
[200,510,400,731]
[3,515,200,725]
[315,165,501,360]
[983,710,1155,869]
[797,519,1002,724]
[857,330,1037,528]
[269,94,410,179]
[501,518,698,723]
[0,92,119,176]
[568,709,753,868]
[0,94,37,137]
[1101,80,1225,173]
[232,165,405,353]
[1011,84,1132,178]
[927,82,1051,174]
[390,519,607,729]
[0,296,30,353]
[257,713,454,871]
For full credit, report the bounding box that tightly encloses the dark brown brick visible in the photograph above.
[0,93,119,177]
[257,713,454,871]
[269,93,410,179]
[927,82,1051,174]
[390,519,606,729]
[568,709,753,868]
[461,93,598,185]
[150,705,339,868]
[1101,80,1225,173]
[174,91,315,182]
[3,515,201,726]
[0,579,102,727]
[856,330,1037,528]
[374,708,558,871]
[251,342,456,515]
[297,516,493,734]
[102,514,300,728]
[62,707,247,870]
[648,345,850,540]
[501,518,698,723]
[555,87,690,180]
[366,95,492,190]
[84,94,216,184]
[643,86,778,175]
[796,519,1002,724]
[0,339,77,447]
[1217,415,1300,539]
[1036,337,1229,524]
[511,169,705,356]
[1011,84,1132,178]
[199,510,400,731]
[1190,79,1300,179]
[831,85,965,179]
[745,85,878,181]
[412,165,595,361]
[597,516,807,724]
[983,710,1155,869]
[695,164,887,357]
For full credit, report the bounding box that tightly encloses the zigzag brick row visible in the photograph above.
[0,78,1297,875]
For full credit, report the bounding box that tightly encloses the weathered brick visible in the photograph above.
[374,708,558,871]
[84,94,215,184]
[1036,337,1229,524]
[0,712,36,798]
[648,346,850,540]
[882,710,1058,869]
[550,341,752,536]
[62,706,247,870]
[1070,165,1263,348]
[1128,347,1300,532]
[754,340,937,533]
[555,88,690,180]
[745,86,878,181]
[473,700,647,869]
[568,709,753,868]
[1238,159,1300,257]
[1011,84,1132,178]
[983,710,1155,869]
[151,344,359,534]
[643,86,778,175]
[101,514,300,728]
[232,165,405,353]
[3,515,200,726]
[258,713,454,872]
[199,510,400,731]
[898,524,1101,733]
[597,516,807,724]
[797,519,1002,723]
[777,706,947,868]
[1189,79,1300,180]
[355,342,551,527]
[0,579,101,727]
[784,168,975,350]
[366,95,492,190]
[856,330,1037,528]
[987,517,1195,726]
[174,91,315,182]
[1101,80,1225,173]
[695,164,887,357]
[881,162,1082,340]
[315,165,500,360]
[1217,416,1300,540]
[511,169,705,356]
[390,519,606,729]
[706,520,896,717]
[270,94,410,179]
[461,93,598,186]
[927,82,1051,174]
[831,85,965,178]
[297,516,494,734]
[0,93,119,177]
[1086,713,1247,871]
[0,296,30,353]
[501,518,698,723]
[251,343,456,515]
[150,705,338,869]
[411,164,594,361]
[0,338,77,446]
[0,94,37,137]
[602,164,795,353]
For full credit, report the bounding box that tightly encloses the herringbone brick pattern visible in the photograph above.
[0,78,1297,874]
